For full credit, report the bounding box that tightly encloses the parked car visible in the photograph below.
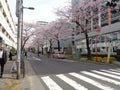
[52,52,66,59]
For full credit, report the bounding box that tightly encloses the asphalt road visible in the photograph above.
[27,53,120,90]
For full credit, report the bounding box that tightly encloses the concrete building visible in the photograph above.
[0,0,16,49]
[72,0,120,55]
[34,21,48,53]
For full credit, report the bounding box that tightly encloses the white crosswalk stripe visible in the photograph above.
[56,74,88,90]
[116,69,120,71]
[69,72,115,90]
[81,71,120,85]
[41,68,120,90]
[100,69,120,76]
[41,76,63,90]
[109,69,120,73]
[91,70,120,80]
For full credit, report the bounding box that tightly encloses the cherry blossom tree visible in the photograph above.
[21,22,36,50]
[45,19,72,52]
[55,0,103,60]
[43,30,54,54]
[55,5,72,21]
[32,34,45,55]
[29,25,46,53]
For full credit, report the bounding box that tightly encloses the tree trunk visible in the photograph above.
[74,21,91,60]
[57,40,60,51]
[49,41,52,54]
[42,46,44,55]
[50,45,52,54]
[85,31,91,60]
[37,45,39,56]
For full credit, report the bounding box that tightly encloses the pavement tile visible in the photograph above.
[3,79,20,90]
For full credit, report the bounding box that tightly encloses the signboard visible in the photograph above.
[61,41,64,48]
[16,0,22,17]
[108,8,112,25]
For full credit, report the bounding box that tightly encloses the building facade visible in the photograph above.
[0,0,16,49]
[72,0,120,55]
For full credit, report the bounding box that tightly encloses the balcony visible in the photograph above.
[85,9,120,31]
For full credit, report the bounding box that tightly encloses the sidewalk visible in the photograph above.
[0,58,45,90]
[0,60,19,90]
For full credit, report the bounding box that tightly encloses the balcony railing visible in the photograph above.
[85,9,120,31]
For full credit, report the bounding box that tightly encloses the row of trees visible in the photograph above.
[33,19,72,54]
[55,0,103,60]
[22,0,110,60]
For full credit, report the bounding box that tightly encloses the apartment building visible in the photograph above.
[0,0,16,49]
[72,0,120,55]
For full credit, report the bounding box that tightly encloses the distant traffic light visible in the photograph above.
[106,0,118,8]
[106,1,111,7]
[111,0,117,7]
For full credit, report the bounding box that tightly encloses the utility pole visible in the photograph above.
[16,0,23,79]
[16,0,34,79]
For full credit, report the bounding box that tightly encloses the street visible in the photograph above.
[27,53,120,90]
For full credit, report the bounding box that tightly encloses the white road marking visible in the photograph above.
[92,70,120,80]
[109,69,120,73]
[81,71,120,85]
[56,59,75,62]
[100,69,120,76]
[32,57,41,61]
[56,74,88,90]
[116,68,120,71]
[41,76,63,90]
[69,72,115,90]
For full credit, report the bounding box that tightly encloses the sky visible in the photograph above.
[8,0,70,23]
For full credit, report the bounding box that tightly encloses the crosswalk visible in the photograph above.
[41,68,120,90]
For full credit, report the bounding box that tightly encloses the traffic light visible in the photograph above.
[111,0,117,7]
[106,0,118,8]
[106,1,111,7]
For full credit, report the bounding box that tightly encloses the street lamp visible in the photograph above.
[16,0,34,79]
[21,6,34,50]
[23,7,35,10]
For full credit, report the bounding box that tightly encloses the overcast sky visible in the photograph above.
[8,0,70,23]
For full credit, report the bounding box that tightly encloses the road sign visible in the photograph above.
[16,0,22,17]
